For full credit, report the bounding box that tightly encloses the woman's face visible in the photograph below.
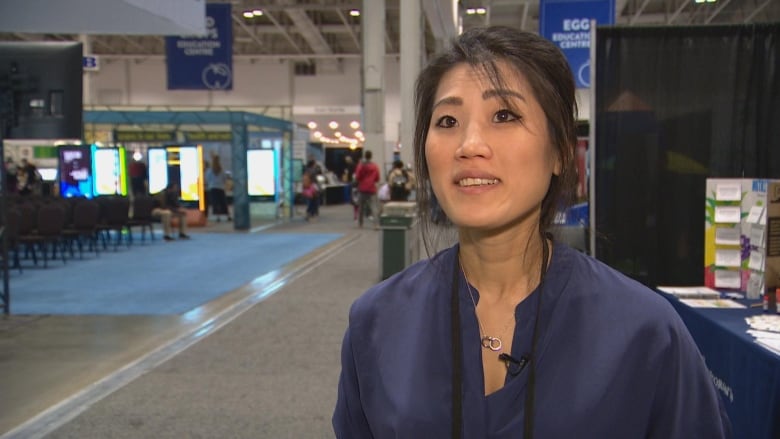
[425,62,559,232]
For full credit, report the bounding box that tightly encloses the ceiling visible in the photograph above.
[0,0,777,145]
[1,0,777,61]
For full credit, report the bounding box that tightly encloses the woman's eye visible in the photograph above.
[434,115,458,128]
[493,109,519,123]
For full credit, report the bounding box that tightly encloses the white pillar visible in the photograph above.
[399,0,422,168]
[362,0,385,165]
[79,34,92,106]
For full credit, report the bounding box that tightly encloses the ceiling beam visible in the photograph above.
[744,0,772,22]
[232,12,267,52]
[667,0,692,24]
[335,9,361,51]
[119,35,149,53]
[629,0,654,25]
[285,8,333,54]
[704,0,733,23]
[263,10,305,54]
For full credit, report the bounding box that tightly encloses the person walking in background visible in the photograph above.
[354,149,380,229]
[129,157,147,196]
[301,171,320,221]
[386,159,413,201]
[17,158,41,196]
[152,183,190,241]
[333,26,731,438]
[5,158,18,194]
[343,155,360,220]
[205,155,231,222]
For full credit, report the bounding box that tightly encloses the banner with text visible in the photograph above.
[540,0,614,88]
[166,3,232,90]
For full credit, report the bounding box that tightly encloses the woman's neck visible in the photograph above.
[458,226,546,306]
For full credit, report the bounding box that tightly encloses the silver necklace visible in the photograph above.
[460,264,516,352]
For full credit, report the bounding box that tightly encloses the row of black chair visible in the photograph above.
[1,194,159,271]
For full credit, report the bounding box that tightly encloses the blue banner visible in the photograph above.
[540,0,614,88]
[166,3,232,90]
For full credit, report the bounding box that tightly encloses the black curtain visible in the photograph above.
[595,24,780,287]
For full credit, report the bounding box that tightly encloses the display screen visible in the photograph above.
[178,146,200,201]
[58,145,92,198]
[93,148,121,195]
[147,148,168,194]
[0,41,83,140]
[248,149,276,197]
[38,168,57,181]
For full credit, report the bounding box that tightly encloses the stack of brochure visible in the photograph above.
[656,286,745,309]
[746,315,780,356]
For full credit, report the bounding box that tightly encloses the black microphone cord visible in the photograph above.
[451,233,550,439]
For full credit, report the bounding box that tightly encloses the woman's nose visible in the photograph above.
[457,122,492,159]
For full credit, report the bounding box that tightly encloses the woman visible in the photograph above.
[333,26,730,438]
[205,155,231,222]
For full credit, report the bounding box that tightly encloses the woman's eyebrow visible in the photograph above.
[432,96,462,111]
[483,89,526,102]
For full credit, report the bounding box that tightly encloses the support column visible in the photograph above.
[399,0,422,167]
[362,0,385,164]
[230,113,249,230]
[79,34,92,106]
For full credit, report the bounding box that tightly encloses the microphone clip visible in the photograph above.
[498,353,530,377]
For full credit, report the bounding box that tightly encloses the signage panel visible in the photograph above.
[540,0,614,88]
[165,3,232,90]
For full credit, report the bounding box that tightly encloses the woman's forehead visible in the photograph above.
[435,61,532,100]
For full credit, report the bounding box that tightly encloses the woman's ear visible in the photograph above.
[552,151,562,176]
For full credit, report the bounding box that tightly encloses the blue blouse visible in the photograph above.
[333,243,731,438]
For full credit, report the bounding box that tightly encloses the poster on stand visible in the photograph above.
[58,145,93,198]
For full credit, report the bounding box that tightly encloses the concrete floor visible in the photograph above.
[0,203,377,438]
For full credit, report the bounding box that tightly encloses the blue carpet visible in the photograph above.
[9,232,342,315]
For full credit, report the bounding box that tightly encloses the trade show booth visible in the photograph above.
[83,110,296,230]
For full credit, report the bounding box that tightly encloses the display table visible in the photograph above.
[660,292,780,439]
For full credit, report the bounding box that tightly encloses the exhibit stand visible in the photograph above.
[705,179,780,299]
[84,110,295,230]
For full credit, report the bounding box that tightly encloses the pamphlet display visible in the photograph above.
[705,179,779,298]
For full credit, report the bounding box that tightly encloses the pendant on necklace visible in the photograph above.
[481,336,503,352]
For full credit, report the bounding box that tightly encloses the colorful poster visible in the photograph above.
[58,145,92,198]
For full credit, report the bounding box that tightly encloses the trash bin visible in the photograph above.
[379,202,419,280]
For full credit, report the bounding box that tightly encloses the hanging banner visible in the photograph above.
[539,0,614,89]
[165,3,233,90]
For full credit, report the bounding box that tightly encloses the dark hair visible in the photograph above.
[413,26,578,254]
[393,160,404,169]
[364,150,373,160]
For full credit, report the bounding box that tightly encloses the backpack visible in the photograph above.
[389,170,409,200]
[391,170,408,189]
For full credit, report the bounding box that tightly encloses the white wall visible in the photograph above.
[88,56,403,166]
[86,55,589,168]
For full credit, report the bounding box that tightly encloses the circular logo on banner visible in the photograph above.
[202,63,232,90]
[578,60,590,88]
